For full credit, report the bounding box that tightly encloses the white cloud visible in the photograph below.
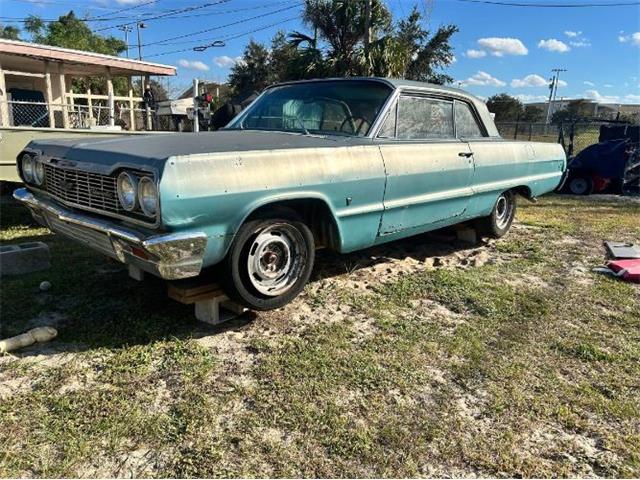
[177,59,209,71]
[570,40,590,47]
[584,89,620,103]
[564,30,581,38]
[583,81,595,87]
[557,79,568,88]
[511,74,548,88]
[213,55,242,68]
[538,38,570,53]
[604,84,613,88]
[458,71,506,87]
[618,32,640,46]
[466,49,487,58]
[477,37,528,56]
[625,94,640,102]
[114,0,153,4]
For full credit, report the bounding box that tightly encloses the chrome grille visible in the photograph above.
[44,164,121,214]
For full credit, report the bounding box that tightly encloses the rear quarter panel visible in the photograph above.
[466,139,566,217]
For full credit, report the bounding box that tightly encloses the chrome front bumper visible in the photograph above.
[13,188,208,280]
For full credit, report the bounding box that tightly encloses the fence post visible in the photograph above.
[514,114,520,140]
[528,122,533,141]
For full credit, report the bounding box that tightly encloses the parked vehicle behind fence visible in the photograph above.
[14,78,566,310]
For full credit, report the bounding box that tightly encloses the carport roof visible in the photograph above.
[0,39,176,76]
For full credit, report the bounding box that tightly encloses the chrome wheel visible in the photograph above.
[246,223,306,296]
[495,195,510,230]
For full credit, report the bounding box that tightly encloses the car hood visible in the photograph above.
[26,130,364,169]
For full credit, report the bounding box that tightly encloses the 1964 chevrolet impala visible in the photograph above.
[14,78,566,310]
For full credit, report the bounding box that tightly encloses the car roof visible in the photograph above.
[270,76,481,103]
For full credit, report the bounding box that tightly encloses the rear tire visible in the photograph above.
[567,175,594,195]
[476,190,516,239]
[224,211,315,311]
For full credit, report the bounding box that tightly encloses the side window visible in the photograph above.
[455,101,484,138]
[397,96,454,140]
[377,102,397,138]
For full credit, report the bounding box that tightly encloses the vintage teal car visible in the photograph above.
[14,78,566,310]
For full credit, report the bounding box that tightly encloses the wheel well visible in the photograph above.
[246,199,341,250]
[511,185,534,201]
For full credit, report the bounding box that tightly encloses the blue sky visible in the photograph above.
[2,0,640,103]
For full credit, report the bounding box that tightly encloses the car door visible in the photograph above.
[376,94,474,236]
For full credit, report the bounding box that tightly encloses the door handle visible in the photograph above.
[458,152,473,158]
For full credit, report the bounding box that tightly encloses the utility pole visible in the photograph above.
[118,25,133,58]
[193,78,199,133]
[136,22,147,60]
[545,68,566,124]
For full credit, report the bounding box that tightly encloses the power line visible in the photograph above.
[90,0,159,20]
[145,15,299,58]
[0,1,291,24]
[140,3,302,47]
[94,0,233,32]
[456,0,640,7]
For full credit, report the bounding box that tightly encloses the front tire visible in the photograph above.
[224,213,315,311]
[476,190,516,238]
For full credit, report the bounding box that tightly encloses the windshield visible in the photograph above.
[226,80,393,137]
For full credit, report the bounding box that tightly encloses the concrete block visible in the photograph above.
[0,242,50,275]
[194,295,248,325]
[456,227,478,244]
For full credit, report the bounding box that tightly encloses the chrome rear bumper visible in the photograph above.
[13,188,207,280]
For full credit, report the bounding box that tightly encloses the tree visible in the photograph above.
[0,25,21,40]
[521,105,544,122]
[24,11,125,55]
[228,40,271,96]
[486,93,523,122]
[227,1,459,94]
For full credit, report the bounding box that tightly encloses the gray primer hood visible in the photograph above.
[26,130,360,167]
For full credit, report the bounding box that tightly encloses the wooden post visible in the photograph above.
[106,67,115,127]
[144,74,152,130]
[128,77,135,131]
[0,60,9,127]
[44,60,55,127]
[59,64,69,129]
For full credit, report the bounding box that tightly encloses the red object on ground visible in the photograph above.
[591,174,611,193]
[607,258,640,283]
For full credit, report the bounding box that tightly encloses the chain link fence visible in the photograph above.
[4,100,156,131]
[495,121,606,155]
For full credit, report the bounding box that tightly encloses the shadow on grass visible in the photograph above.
[1,194,482,355]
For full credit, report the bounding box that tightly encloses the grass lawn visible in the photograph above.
[1,194,639,477]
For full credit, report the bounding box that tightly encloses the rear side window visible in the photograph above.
[396,96,454,140]
[455,101,484,138]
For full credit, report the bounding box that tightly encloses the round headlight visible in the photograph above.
[34,159,45,185]
[138,176,158,217]
[22,154,34,183]
[117,172,137,211]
